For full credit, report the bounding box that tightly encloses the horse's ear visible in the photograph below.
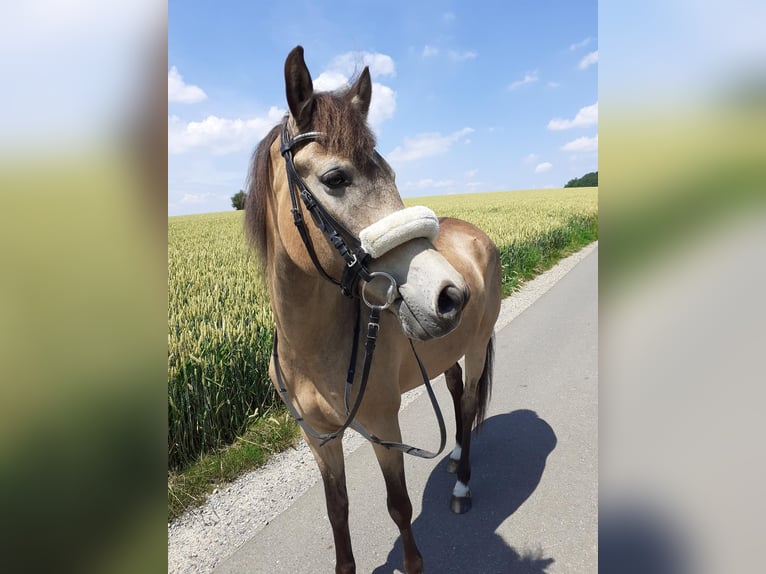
[347,66,372,119]
[284,45,314,130]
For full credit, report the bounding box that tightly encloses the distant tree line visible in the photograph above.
[564,171,598,188]
[233,172,597,207]
[231,190,246,210]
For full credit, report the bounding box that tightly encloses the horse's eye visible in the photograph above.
[320,169,350,189]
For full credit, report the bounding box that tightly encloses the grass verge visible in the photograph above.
[500,214,598,296]
[168,408,299,522]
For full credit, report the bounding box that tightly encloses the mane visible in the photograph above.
[244,123,281,265]
[244,84,377,266]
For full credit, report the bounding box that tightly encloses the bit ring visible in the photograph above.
[361,271,398,310]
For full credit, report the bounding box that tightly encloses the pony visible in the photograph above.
[245,46,501,574]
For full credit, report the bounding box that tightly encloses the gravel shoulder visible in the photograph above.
[168,241,598,574]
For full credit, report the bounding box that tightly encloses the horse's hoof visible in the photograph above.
[446,458,459,474]
[450,494,472,514]
[403,555,424,574]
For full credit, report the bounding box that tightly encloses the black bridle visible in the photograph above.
[271,122,446,457]
[279,124,375,298]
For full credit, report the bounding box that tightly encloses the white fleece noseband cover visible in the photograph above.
[358,205,439,258]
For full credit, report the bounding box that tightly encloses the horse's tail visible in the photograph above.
[474,334,495,431]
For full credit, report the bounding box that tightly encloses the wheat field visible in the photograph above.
[168,187,597,469]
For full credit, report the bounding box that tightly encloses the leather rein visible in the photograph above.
[272,123,446,458]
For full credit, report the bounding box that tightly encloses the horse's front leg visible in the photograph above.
[369,421,424,574]
[305,431,355,574]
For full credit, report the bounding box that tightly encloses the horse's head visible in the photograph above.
[248,46,468,340]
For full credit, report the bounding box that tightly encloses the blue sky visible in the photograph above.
[168,0,597,216]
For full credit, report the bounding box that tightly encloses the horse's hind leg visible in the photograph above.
[444,362,464,474]
[368,419,424,574]
[305,432,356,574]
[450,337,494,514]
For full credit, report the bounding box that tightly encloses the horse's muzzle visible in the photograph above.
[396,277,469,340]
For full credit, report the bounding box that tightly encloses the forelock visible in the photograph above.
[309,91,376,166]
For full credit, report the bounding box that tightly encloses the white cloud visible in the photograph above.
[449,50,478,62]
[368,82,396,127]
[562,135,598,152]
[534,162,553,173]
[443,12,455,22]
[168,106,285,154]
[328,51,395,79]
[578,50,598,70]
[388,127,474,162]
[569,37,592,51]
[508,71,539,90]
[405,178,456,190]
[548,81,560,88]
[464,168,479,178]
[313,52,397,128]
[180,192,212,205]
[420,46,476,62]
[547,102,598,130]
[313,71,349,92]
[168,66,207,103]
[169,50,399,157]
[312,73,395,129]
[524,153,539,164]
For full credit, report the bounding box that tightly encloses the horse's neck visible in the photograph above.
[267,253,356,357]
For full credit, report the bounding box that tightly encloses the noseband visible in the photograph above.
[272,122,447,457]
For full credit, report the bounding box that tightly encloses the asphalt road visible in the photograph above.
[215,247,597,574]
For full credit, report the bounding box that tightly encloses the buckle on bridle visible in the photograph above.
[361,271,398,311]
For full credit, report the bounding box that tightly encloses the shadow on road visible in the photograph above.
[373,409,558,573]
[599,503,691,574]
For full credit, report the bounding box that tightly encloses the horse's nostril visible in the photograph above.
[437,285,464,316]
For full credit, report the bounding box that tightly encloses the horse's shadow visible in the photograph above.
[373,409,558,574]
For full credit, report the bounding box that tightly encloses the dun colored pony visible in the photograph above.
[245,46,501,574]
